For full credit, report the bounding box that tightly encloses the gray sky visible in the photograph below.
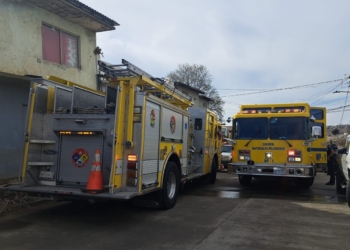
[81,0,350,126]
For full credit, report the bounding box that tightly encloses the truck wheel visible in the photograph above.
[295,177,314,189]
[209,160,217,184]
[336,170,346,194]
[161,161,179,210]
[346,182,350,208]
[238,175,252,186]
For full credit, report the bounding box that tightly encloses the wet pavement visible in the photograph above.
[0,171,349,250]
[182,171,347,204]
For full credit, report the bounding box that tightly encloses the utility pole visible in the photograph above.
[333,91,350,93]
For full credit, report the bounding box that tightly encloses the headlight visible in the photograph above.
[265,152,272,158]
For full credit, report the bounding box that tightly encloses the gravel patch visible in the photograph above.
[0,187,46,216]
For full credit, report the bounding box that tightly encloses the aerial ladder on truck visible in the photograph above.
[8,59,222,210]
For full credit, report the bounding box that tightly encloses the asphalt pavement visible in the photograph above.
[0,172,349,250]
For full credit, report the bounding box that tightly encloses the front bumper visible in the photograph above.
[221,161,230,168]
[228,162,315,178]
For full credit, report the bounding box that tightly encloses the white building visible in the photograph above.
[174,82,212,108]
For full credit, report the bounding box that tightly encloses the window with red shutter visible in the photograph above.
[41,24,79,68]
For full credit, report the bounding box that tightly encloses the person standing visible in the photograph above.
[326,144,336,185]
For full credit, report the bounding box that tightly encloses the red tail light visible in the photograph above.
[239,150,250,155]
[288,150,302,156]
[127,154,138,170]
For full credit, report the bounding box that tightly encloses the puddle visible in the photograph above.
[218,191,241,199]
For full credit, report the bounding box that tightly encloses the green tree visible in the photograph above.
[332,128,339,135]
[168,63,225,120]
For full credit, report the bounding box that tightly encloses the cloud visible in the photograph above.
[81,0,350,125]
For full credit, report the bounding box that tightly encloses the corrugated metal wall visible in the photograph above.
[0,74,30,182]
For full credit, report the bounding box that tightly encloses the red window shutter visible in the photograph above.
[61,32,78,67]
[41,25,60,64]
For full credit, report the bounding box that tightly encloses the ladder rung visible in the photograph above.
[28,162,55,166]
[30,139,56,144]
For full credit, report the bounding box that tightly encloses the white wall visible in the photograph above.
[0,0,99,89]
[177,86,210,108]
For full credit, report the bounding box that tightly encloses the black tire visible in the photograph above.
[295,177,314,189]
[336,170,346,194]
[209,160,217,184]
[161,161,179,210]
[238,175,252,186]
[346,182,350,208]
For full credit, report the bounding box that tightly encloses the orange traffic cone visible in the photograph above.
[85,150,103,193]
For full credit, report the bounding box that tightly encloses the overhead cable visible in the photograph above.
[310,82,343,105]
[218,88,273,91]
[304,82,342,101]
[221,78,343,98]
[327,104,350,111]
[339,81,350,124]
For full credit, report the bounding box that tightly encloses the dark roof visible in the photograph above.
[199,94,213,102]
[174,81,205,94]
[27,0,119,32]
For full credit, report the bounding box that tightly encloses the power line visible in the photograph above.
[218,88,273,91]
[225,101,241,105]
[310,82,343,105]
[327,104,350,111]
[220,78,343,98]
[303,82,341,102]
[340,81,350,125]
[327,109,350,113]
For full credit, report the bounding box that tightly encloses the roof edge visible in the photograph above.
[64,0,119,27]
[174,81,205,94]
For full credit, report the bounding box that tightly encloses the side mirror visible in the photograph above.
[309,115,316,123]
[337,147,347,154]
[311,126,321,137]
[227,117,232,123]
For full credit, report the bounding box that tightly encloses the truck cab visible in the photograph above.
[221,144,232,169]
[336,135,350,207]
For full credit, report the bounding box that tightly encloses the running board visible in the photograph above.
[7,185,138,200]
[181,173,204,182]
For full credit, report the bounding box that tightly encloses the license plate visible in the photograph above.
[274,169,284,175]
[39,171,55,180]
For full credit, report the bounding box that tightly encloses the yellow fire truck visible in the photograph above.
[8,59,222,209]
[227,103,326,188]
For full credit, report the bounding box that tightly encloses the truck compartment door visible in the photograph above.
[141,101,160,188]
[57,134,104,185]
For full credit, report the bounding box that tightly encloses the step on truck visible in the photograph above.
[227,103,326,188]
[8,59,222,209]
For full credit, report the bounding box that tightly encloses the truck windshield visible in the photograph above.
[222,145,232,152]
[234,118,268,139]
[270,117,308,140]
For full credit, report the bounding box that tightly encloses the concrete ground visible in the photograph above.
[0,172,349,250]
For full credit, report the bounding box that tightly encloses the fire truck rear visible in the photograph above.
[8,59,222,209]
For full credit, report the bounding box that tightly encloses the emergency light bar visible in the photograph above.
[241,106,306,114]
[59,131,96,135]
[241,109,304,114]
